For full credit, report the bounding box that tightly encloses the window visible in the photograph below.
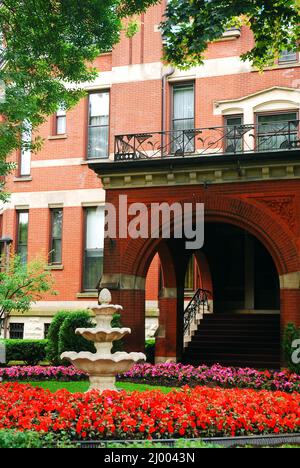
[225,116,244,153]
[17,211,29,265]
[20,121,32,176]
[279,50,297,64]
[172,83,195,154]
[257,112,298,151]
[83,207,105,291]
[88,92,110,159]
[50,209,63,264]
[56,106,67,135]
[44,323,51,339]
[10,323,24,339]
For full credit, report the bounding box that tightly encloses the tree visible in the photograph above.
[0,254,55,337]
[161,0,300,70]
[0,0,158,200]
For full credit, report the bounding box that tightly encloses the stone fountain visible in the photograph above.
[61,289,146,392]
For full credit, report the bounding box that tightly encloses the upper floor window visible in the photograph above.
[49,209,63,265]
[172,83,195,154]
[257,112,298,151]
[20,121,32,176]
[83,207,105,291]
[17,211,29,265]
[88,92,110,159]
[56,106,67,135]
[225,115,244,153]
[279,50,298,64]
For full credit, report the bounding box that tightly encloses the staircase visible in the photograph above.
[182,313,281,369]
[183,289,211,348]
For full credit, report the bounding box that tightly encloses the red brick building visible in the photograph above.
[1,2,300,367]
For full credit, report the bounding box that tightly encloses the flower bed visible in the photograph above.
[0,383,299,440]
[1,363,300,393]
[122,363,300,393]
[0,366,87,382]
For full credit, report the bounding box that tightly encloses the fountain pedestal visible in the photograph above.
[61,289,146,392]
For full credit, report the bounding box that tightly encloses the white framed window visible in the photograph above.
[279,50,298,64]
[83,207,105,290]
[56,106,67,135]
[88,92,110,159]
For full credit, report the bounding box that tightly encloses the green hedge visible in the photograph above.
[145,339,155,364]
[58,311,96,361]
[4,340,47,365]
[46,311,73,365]
[47,310,124,365]
[283,323,300,374]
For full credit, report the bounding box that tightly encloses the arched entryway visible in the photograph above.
[182,222,281,368]
[101,194,300,369]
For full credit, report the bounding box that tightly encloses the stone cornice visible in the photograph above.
[89,150,300,190]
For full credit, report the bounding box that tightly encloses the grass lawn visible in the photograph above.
[23,381,174,394]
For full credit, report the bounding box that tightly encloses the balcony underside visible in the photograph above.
[89,148,300,190]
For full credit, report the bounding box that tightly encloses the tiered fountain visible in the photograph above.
[61,289,146,392]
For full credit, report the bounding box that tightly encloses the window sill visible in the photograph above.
[46,265,64,271]
[77,292,99,299]
[48,134,68,140]
[252,62,300,72]
[215,28,241,42]
[81,158,110,165]
[14,176,32,182]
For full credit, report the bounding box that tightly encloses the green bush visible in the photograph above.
[145,339,155,364]
[4,339,47,365]
[58,311,96,361]
[0,430,73,448]
[111,313,124,353]
[47,310,124,365]
[46,311,70,365]
[283,323,300,374]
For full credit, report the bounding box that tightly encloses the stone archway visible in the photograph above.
[101,194,300,361]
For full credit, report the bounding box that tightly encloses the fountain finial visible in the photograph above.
[98,288,112,305]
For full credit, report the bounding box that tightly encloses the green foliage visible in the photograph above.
[161,0,300,70]
[46,311,70,365]
[145,338,155,364]
[0,255,55,332]
[283,323,300,374]
[47,310,124,365]
[111,313,124,353]
[4,339,47,366]
[58,311,96,361]
[0,430,73,448]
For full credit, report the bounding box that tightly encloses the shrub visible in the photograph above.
[46,311,70,365]
[0,430,73,448]
[58,311,95,361]
[4,340,47,365]
[145,339,155,364]
[283,323,300,374]
[111,313,123,353]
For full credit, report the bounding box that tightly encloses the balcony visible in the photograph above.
[114,120,300,162]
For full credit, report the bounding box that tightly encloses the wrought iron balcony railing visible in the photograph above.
[114,120,300,161]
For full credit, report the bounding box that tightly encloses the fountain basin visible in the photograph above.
[90,305,123,316]
[75,327,131,343]
[61,351,146,376]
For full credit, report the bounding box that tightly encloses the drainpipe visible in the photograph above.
[161,66,175,156]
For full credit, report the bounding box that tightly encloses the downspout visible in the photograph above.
[161,66,175,156]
